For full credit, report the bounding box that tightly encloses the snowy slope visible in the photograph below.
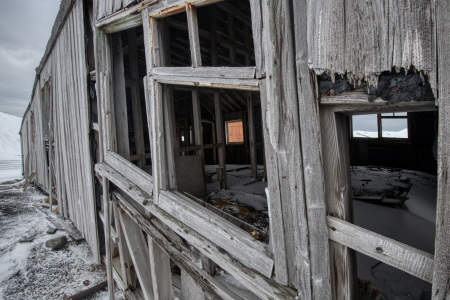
[0,112,22,161]
[0,112,22,182]
[354,128,408,138]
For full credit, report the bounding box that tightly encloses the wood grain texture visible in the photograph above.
[320,106,356,300]
[328,216,434,283]
[119,209,154,300]
[293,1,332,299]
[307,0,435,84]
[96,163,296,300]
[261,0,309,291]
[117,193,246,300]
[21,0,100,262]
[148,236,173,300]
[150,66,256,79]
[432,0,450,298]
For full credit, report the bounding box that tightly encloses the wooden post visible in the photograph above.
[112,201,135,288]
[192,90,204,161]
[320,107,355,300]
[292,0,333,299]
[260,0,310,290]
[214,93,227,189]
[127,29,146,167]
[112,34,130,160]
[119,209,154,300]
[102,177,114,300]
[432,1,450,299]
[247,94,257,178]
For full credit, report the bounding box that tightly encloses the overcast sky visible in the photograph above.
[0,0,60,117]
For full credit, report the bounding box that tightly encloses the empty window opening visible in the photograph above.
[197,0,255,66]
[111,26,152,174]
[166,86,268,241]
[347,110,437,299]
[352,113,409,139]
[163,12,191,67]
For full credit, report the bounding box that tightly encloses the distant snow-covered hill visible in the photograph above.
[0,111,22,161]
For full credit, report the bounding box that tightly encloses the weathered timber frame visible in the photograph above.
[94,0,309,299]
[90,0,450,299]
[319,92,438,300]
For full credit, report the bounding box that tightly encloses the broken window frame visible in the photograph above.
[142,0,284,280]
[99,25,155,198]
[95,0,288,293]
[320,97,437,288]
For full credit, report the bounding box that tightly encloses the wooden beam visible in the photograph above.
[102,177,114,300]
[186,3,202,67]
[327,216,434,283]
[249,0,264,78]
[94,163,294,299]
[127,29,146,168]
[261,0,308,290]
[150,67,256,79]
[117,194,245,300]
[432,1,450,299]
[214,93,227,189]
[158,190,273,277]
[320,106,355,300]
[112,34,130,159]
[119,208,154,300]
[110,185,296,300]
[112,201,135,288]
[148,236,173,300]
[105,151,153,195]
[247,94,257,178]
[293,0,335,298]
[152,74,259,91]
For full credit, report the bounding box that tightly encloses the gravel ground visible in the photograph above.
[0,178,109,299]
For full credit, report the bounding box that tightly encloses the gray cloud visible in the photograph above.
[0,0,59,117]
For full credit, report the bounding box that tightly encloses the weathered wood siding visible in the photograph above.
[21,0,100,262]
[96,0,143,20]
[20,87,48,189]
[307,0,435,84]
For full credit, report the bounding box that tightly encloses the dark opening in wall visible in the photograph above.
[164,12,191,67]
[318,68,435,104]
[197,0,255,66]
[165,85,268,241]
[345,110,437,299]
[111,26,152,174]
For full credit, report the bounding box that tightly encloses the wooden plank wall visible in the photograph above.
[21,0,100,262]
[96,0,141,20]
[20,88,48,189]
[307,0,435,85]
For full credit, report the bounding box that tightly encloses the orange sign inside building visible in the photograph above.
[226,120,244,143]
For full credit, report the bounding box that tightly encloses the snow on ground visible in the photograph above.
[352,166,435,299]
[0,180,109,299]
[353,128,408,138]
[0,112,21,161]
[0,112,22,183]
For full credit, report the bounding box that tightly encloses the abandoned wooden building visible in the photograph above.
[19,0,449,299]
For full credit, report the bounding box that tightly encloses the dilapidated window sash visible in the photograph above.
[320,94,437,294]
[140,0,290,291]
